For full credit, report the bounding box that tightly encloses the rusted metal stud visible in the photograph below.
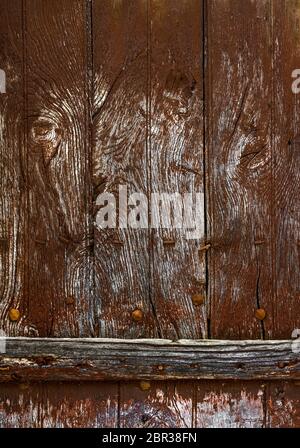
[111,238,123,246]
[139,381,151,391]
[255,308,266,321]
[192,294,205,306]
[132,309,143,322]
[65,296,75,305]
[163,238,176,247]
[8,308,20,322]
[157,365,164,372]
[254,240,266,245]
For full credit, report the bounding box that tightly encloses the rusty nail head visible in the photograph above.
[9,308,20,322]
[132,309,143,322]
[139,381,151,391]
[192,294,205,306]
[66,296,75,305]
[254,240,266,245]
[157,365,164,371]
[255,308,266,321]
[163,239,176,246]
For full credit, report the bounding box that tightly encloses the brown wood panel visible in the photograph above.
[0,1,26,336]
[119,381,194,428]
[25,0,94,336]
[207,0,273,338]
[196,381,266,428]
[0,382,118,428]
[267,381,300,427]
[4,380,295,428]
[149,0,206,338]
[271,0,300,337]
[92,0,158,337]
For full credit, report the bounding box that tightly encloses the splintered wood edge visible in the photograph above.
[0,338,299,382]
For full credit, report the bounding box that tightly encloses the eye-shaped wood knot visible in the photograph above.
[31,119,62,165]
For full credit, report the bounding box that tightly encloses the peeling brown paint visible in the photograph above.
[0,0,300,429]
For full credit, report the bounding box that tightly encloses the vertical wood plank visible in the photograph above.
[207,0,273,338]
[92,0,158,337]
[25,0,94,336]
[271,0,300,337]
[149,0,206,338]
[196,381,266,428]
[0,382,119,428]
[267,382,300,427]
[119,381,194,428]
[0,0,26,336]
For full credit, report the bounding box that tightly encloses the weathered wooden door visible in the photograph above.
[0,0,299,428]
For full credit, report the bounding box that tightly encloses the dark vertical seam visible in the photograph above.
[202,0,210,339]
[270,0,275,338]
[86,0,96,336]
[254,255,265,339]
[147,0,162,338]
[22,0,29,326]
[117,382,121,428]
[192,381,198,428]
[262,383,268,428]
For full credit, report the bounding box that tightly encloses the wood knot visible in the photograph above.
[31,119,62,165]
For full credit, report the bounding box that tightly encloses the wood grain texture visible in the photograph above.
[271,0,300,337]
[92,0,158,338]
[0,338,299,382]
[25,0,94,337]
[149,0,206,339]
[2,380,299,428]
[196,381,265,428]
[0,382,118,428]
[120,381,194,428]
[0,1,26,336]
[207,0,273,338]
[267,381,300,427]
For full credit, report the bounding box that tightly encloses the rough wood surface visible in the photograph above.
[0,0,299,340]
[196,381,265,428]
[0,1,26,337]
[149,0,206,339]
[207,0,273,339]
[0,382,119,428]
[25,0,94,337]
[92,0,158,338]
[0,380,298,428]
[267,381,300,427]
[0,338,299,382]
[1,0,300,429]
[271,0,300,337]
[120,381,194,428]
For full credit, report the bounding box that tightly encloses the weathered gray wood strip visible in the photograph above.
[0,338,299,381]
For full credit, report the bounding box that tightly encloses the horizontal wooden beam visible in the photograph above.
[0,338,299,382]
